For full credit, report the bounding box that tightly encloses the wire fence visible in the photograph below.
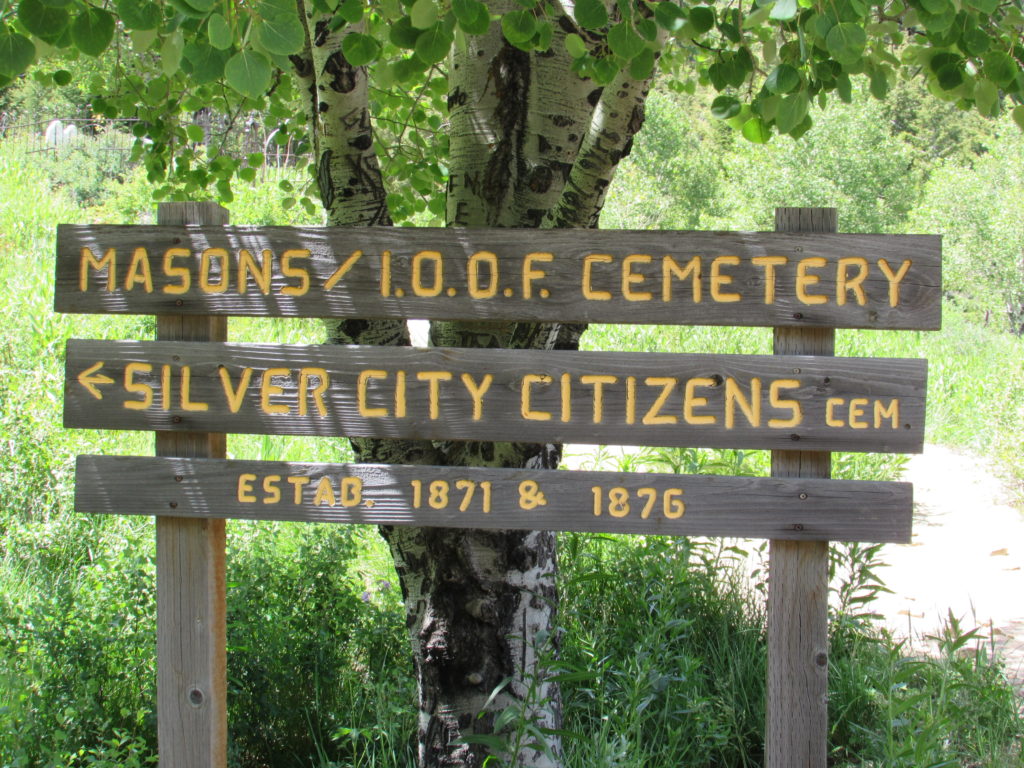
[0,113,303,177]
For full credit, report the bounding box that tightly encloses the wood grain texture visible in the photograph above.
[154,203,228,768]
[765,207,836,768]
[74,455,913,543]
[55,225,942,329]
[63,340,927,453]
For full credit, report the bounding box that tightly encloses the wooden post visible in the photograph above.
[765,207,836,768]
[155,202,229,767]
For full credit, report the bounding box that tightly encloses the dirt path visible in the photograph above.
[872,444,1024,688]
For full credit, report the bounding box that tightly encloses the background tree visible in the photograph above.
[1,0,1022,765]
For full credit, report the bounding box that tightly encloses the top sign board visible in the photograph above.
[55,225,941,330]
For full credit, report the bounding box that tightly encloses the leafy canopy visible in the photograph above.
[1,0,1022,216]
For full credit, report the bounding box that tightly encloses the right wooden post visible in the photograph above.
[765,207,836,767]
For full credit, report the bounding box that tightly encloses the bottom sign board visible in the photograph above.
[76,456,912,543]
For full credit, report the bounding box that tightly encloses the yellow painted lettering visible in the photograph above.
[200,247,230,294]
[521,374,552,421]
[380,250,392,297]
[79,247,117,292]
[238,249,272,295]
[237,474,257,503]
[710,255,741,303]
[751,256,788,304]
[395,370,407,418]
[622,254,652,301]
[180,366,209,412]
[683,377,716,425]
[417,371,452,420]
[662,255,701,303]
[124,248,153,293]
[796,257,828,305]
[313,476,336,507]
[325,250,363,292]
[468,251,498,299]
[124,362,154,410]
[724,377,761,428]
[161,364,172,410]
[625,376,636,425]
[878,258,912,307]
[560,373,572,423]
[298,367,329,417]
[826,397,845,427]
[288,476,310,504]
[357,370,389,418]
[412,250,443,297]
[260,368,290,415]
[837,257,868,306]
[583,254,612,300]
[874,399,899,428]
[218,367,253,414]
[162,247,191,295]
[642,377,678,425]
[522,252,552,299]
[281,249,310,296]
[768,379,802,428]
[262,475,282,504]
[460,373,492,421]
[848,397,869,428]
[340,477,362,507]
[580,374,617,424]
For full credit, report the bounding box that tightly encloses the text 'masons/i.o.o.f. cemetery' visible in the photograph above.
[55,207,939,766]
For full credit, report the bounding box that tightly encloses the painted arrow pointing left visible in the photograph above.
[78,361,115,399]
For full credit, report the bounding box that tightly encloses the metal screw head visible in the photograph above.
[798,492,808,500]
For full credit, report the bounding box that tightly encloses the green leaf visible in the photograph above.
[591,55,618,84]
[338,0,363,23]
[0,26,34,77]
[973,78,998,116]
[629,47,655,79]
[208,13,233,49]
[410,0,438,30]
[393,55,428,82]
[968,0,997,12]
[869,67,889,99]
[565,32,587,58]
[775,90,808,133]
[574,0,608,30]
[389,17,422,48]
[19,0,70,42]
[825,21,866,66]
[765,63,799,93]
[935,62,963,90]
[225,49,272,99]
[71,7,115,57]
[183,41,230,83]
[413,23,451,64]
[741,116,771,143]
[501,10,536,44]
[342,31,380,65]
[186,124,206,142]
[52,68,71,85]
[607,21,644,60]
[1013,105,1024,132]
[958,25,989,56]
[688,6,715,34]
[654,1,686,32]
[769,0,798,21]
[452,0,490,35]
[710,94,741,119]
[255,14,305,55]
[982,50,1015,86]
[115,0,162,30]
[160,29,184,76]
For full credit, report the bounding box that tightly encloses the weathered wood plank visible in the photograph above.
[153,203,228,768]
[766,207,835,768]
[63,340,928,453]
[75,455,914,543]
[55,225,942,329]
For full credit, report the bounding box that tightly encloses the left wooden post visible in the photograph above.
[155,202,229,767]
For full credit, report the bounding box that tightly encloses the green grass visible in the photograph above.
[0,135,1021,767]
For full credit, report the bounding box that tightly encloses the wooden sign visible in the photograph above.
[64,339,927,453]
[55,225,942,330]
[74,455,913,543]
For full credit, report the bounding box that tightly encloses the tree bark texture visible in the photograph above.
[295,3,657,764]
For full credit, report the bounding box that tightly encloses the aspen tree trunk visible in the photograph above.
[296,1,656,764]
